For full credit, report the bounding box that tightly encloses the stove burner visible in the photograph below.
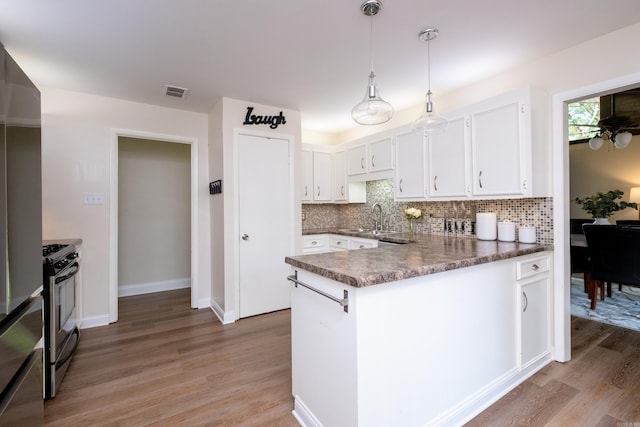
[42,244,68,257]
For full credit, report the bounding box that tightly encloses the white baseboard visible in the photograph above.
[210,299,236,324]
[293,397,322,427]
[118,278,191,297]
[79,314,110,329]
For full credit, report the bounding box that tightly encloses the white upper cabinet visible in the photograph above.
[346,137,394,181]
[394,130,427,200]
[347,144,367,176]
[301,150,313,202]
[470,87,533,198]
[428,115,470,199]
[313,151,332,202]
[368,137,393,173]
[302,147,333,203]
[333,150,347,202]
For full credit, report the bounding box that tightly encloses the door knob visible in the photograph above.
[242,234,250,241]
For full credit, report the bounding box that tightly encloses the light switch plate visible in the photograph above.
[83,192,104,205]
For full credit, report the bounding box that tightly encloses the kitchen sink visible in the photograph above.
[339,228,403,236]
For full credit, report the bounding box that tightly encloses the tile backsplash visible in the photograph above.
[302,179,553,244]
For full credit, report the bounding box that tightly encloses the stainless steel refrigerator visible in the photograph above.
[0,44,44,426]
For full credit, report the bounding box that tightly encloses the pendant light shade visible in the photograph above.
[352,71,394,125]
[411,28,448,135]
[352,0,394,125]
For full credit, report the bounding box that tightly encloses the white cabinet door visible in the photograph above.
[395,131,427,200]
[428,116,469,199]
[347,144,367,176]
[301,150,313,202]
[333,151,347,202]
[368,137,393,173]
[313,151,332,202]
[518,275,550,367]
[471,94,528,197]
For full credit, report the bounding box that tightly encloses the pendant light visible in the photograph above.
[411,28,448,135]
[351,0,394,125]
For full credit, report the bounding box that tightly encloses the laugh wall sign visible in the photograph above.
[242,106,286,130]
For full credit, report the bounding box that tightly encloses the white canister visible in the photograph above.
[497,221,516,242]
[476,212,497,240]
[519,226,536,244]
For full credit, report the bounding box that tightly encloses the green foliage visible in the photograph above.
[574,189,638,218]
[568,97,600,142]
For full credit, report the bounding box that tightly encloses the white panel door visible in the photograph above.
[239,134,292,318]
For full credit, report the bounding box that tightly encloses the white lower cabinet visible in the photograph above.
[348,237,377,250]
[302,235,328,254]
[516,252,552,368]
[302,234,377,254]
[290,253,553,427]
[329,235,348,251]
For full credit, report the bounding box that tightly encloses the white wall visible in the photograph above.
[570,135,640,221]
[209,97,301,322]
[118,137,191,292]
[333,23,640,146]
[41,88,210,327]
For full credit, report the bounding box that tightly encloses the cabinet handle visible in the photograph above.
[242,234,250,241]
[336,241,342,245]
[371,155,376,168]
[399,179,404,193]
[434,175,438,191]
[311,240,318,245]
[317,186,321,197]
[531,264,540,271]
[304,185,308,197]
[361,157,365,170]
[478,171,483,189]
[341,185,345,196]
[359,245,365,249]
[522,291,528,312]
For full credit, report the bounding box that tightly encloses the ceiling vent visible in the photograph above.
[164,85,189,99]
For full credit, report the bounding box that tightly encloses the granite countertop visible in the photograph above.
[286,231,551,288]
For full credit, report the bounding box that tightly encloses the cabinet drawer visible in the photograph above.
[329,236,348,251]
[303,235,327,249]
[349,237,377,250]
[516,254,550,280]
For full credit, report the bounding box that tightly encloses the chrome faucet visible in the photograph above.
[371,203,383,231]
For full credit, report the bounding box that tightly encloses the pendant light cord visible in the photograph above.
[369,13,374,73]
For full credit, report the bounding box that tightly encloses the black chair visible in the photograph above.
[570,219,594,234]
[583,225,640,309]
[616,220,640,227]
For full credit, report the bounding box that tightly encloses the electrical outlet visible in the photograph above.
[83,192,104,205]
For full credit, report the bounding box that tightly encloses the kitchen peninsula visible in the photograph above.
[285,233,553,427]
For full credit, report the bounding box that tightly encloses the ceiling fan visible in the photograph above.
[587,114,640,150]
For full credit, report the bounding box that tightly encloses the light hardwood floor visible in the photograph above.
[45,289,640,426]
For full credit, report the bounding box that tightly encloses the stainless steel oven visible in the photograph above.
[43,241,81,400]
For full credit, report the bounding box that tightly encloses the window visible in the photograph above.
[568,97,600,143]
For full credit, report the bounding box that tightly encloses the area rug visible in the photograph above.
[571,277,640,331]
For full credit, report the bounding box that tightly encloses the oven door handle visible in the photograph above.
[54,262,79,284]
[55,327,80,369]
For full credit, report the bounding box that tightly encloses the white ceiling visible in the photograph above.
[1,0,639,134]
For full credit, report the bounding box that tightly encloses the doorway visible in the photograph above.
[237,133,292,318]
[117,137,191,297]
[552,72,640,361]
[109,130,198,323]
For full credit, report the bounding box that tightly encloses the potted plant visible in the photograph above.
[574,189,638,224]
